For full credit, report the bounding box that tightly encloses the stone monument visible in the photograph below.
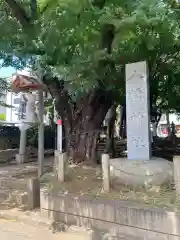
[110,61,173,189]
[126,61,151,160]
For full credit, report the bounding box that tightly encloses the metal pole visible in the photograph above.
[57,120,62,153]
[10,92,13,121]
[38,90,44,177]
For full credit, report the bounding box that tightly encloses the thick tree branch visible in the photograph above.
[92,0,106,9]
[30,0,37,20]
[43,76,72,128]
[97,23,115,90]
[4,0,31,28]
[100,24,115,53]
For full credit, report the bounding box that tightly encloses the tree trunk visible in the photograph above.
[44,77,113,163]
[67,122,100,163]
[66,89,112,163]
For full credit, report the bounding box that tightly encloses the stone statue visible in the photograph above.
[104,104,117,156]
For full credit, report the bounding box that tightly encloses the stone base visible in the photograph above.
[16,153,28,164]
[110,157,173,189]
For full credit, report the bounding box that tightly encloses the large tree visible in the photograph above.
[1,0,180,161]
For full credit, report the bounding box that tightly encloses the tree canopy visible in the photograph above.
[1,0,180,161]
[0,0,180,112]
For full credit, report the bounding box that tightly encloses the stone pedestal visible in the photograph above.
[16,153,28,164]
[110,157,173,189]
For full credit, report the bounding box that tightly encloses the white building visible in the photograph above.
[0,91,21,123]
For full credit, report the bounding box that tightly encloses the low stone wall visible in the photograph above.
[0,148,54,164]
[0,137,19,150]
[0,149,18,163]
[41,189,180,240]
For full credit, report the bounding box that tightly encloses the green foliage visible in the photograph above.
[1,0,180,113]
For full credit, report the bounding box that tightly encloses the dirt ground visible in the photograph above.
[0,155,178,211]
[40,163,178,210]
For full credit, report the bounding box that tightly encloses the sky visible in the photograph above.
[0,66,16,78]
[0,66,17,121]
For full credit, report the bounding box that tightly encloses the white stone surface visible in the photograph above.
[126,61,151,160]
[110,158,173,188]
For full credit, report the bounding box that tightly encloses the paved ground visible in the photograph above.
[0,218,59,239]
[0,218,91,240]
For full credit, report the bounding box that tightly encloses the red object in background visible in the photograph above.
[57,119,62,125]
[162,128,168,134]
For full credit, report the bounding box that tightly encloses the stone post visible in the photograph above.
[173,156,180,198]
[54,150,60,177]
[16,129,27,164]
[16,122,30,164]
[57,120,63,152]
[27,178,40,210]
[56,152,67,182]
[102,154,110,192]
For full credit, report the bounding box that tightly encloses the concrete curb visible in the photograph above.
[0,209,53,228]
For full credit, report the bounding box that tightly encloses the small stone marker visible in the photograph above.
[126,61,151,160]
[27,178,40,210]
[102,154,110,192]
